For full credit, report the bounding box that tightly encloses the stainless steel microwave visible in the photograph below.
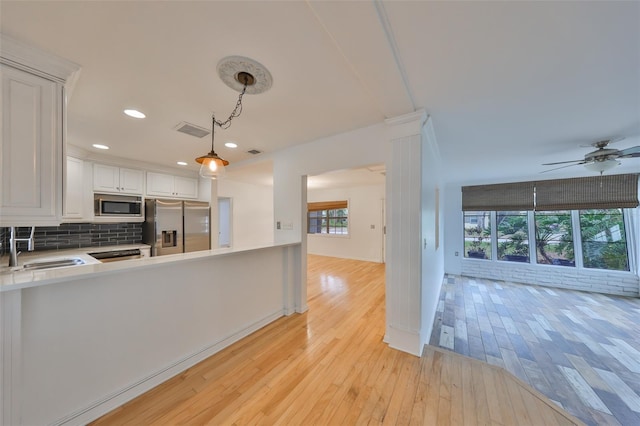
[94,194,143,217]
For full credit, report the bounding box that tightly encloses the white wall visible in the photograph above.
[271,123,390,245]
[218,179,274,248]
[443,182,463,276]
[307,184,385,263]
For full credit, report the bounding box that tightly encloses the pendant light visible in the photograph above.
[195,56,273,179]
[196,114,231,179]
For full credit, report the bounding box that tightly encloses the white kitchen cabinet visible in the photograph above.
[0,50,80,226]
[93,164,144,195]
[174,176,199,198]
[63,156,85,219]
[146,172,198,199]
[0,64,59,226]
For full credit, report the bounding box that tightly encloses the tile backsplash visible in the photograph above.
[0,223,142,255]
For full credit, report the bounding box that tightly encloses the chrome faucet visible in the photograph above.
[8,226,35,267]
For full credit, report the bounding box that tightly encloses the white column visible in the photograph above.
[384,110,427,356]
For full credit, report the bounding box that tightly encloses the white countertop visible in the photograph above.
[0,242,298,292]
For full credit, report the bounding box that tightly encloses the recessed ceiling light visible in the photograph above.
[92,144,109,150]
[177,161,188,166]
[124,109,146,119]
[225,142,238,148]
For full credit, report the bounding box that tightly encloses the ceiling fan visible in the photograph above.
[542,139,640,174]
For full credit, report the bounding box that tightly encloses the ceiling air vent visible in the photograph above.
[247,149,262,155]
[174,121,210,138]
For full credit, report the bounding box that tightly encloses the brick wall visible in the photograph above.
[0,223,142,255]
[461,258,639,297]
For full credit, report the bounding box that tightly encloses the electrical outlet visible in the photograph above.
[455,251,459,256]
[276,221,281,230]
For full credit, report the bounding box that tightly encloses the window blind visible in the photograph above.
[308,200,348,212]
[462,174,639,212]
[461,182,535,211]
[535,174,639,211]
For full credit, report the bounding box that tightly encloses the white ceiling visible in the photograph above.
[2,1,639,186]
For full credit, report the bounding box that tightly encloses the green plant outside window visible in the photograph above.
[497,211,529,262]
[580,209,628,271]
[464,211,492,260]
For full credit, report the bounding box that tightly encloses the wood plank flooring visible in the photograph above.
[430,275,640,426]
[92,256,580,425]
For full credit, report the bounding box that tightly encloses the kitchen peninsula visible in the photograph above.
[1,242,302,425]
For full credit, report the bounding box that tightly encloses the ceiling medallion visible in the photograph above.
[217,56,273,95]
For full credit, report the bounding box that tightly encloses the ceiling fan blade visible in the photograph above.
[618,146,640,158]
[541,159,584,166]
[540,162,587,173]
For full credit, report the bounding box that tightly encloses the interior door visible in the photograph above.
[218,197,232,248]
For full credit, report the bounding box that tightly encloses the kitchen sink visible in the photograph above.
[22,258,86,270]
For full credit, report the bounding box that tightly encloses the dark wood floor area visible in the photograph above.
[430,275,640,426]
[92,256,580,425]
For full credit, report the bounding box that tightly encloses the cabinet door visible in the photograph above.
[64,157,84,219]
[93,163,120,192]
[119,168,144,195]
[174,176,198,199]
[146,172,175,197]
[0,64,62,226]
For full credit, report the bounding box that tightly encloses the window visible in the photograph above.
[307,201,348,235]
[580,209,629,271]
[463,211,492,259]
[534,211,574,266]
[497,211,529,262]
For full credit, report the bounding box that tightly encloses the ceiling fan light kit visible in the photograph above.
[584,158,620,174]
[196,56,272,179]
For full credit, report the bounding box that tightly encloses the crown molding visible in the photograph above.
[0,33,81,97]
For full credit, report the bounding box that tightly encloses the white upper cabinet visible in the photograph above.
[63,156,85,219]
[93,164,144,195]
[173,176,199,199]
[146,172,198,199]
[0,36,80,226]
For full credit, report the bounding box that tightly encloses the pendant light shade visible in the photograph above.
[196,152,229,179]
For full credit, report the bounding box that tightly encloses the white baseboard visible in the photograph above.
[385,325,423,357]
[54,309,284,426]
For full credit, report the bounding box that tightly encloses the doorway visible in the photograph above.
[218,197,232,248]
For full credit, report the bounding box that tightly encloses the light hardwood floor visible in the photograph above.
[92,255,581,425]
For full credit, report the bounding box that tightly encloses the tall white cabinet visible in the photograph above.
[0,35,80,226]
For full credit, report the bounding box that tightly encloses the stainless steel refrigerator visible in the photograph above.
[143,199,210,256]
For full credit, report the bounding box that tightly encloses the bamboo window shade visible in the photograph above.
[461,181,535,211]
[462,174,639,212]
[308,200,348,212]
[535,174,639,211]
